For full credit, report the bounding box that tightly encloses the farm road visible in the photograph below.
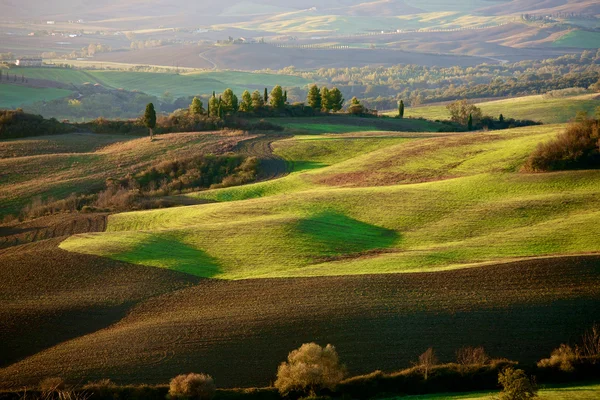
[235,134,290,181]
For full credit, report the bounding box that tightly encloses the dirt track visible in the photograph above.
[235,135,290,181]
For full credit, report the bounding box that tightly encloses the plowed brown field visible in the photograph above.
[1,253,599,388]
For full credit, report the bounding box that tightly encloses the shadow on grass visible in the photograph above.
[295,211,399,257]
[114,235,222,278]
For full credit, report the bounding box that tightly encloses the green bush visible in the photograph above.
[498,367,538,400]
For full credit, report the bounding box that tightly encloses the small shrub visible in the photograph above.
[168,373,216,400]
[275,343,346,396]
[39,377,65,392]
[537,344,578,372]
[498,367,538,400]
[456,346,489,366]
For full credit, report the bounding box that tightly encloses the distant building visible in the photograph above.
[47,21,55,25]
[15,58,43,67]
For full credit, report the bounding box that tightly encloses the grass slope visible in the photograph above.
[61,125,600,279]
[2,256,599,388]
[553,30,600,49]
[403,94,600,124]
[0,84,73,108]
[0,131,256,218]
[392,383,600,399]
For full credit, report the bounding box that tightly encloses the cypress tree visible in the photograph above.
[283,90,288,104]
[143,103,157,140]
[264,88,268,104]
[499,113,504,122]
[467,113,473,131]
[398,100,405,119]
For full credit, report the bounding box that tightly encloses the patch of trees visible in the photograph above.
[445,100,542,131]
[0,110,74,139]
[261,51,600,109]
[524,116,600,171]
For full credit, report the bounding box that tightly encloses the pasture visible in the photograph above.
[402,93,600,123]
[553,30,600,49]
[0,84,73,108]
[61,125,600,279]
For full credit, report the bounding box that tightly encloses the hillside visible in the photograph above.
[0,118,599,388]
[60,125,600,279]
[403,93,600,124]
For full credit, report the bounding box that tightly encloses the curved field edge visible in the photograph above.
[1,255,600,388]
[59,125,600,279]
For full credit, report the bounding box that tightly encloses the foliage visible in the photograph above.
[0,110,74,139]
[398,100,405,119]
[251,90,265,110]
[418,348,438,380]
[169,373,216,400]
[240,90,253,113]
[328,88,344,112]
[221,89,239,113]
[524,118,600,171]
[498,368,538,400]
[307,85,322,111]
[446,100,482,126]
[270,85,285,110]
[190,97,204,115]
[456,346,489,365]
[275,343,346,396]
[581,323,600,358]
[320,87,331,112]
[347,97,364,115]
[537,344,578,372]
[143,103,157,131]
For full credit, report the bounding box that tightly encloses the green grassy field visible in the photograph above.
[7,68,311,99]
[271,116,445,134]
[0,84,73,108]
[60,124,600,279]
[401,94,600,124]
[553,30,600,49]
[392,383,600,399]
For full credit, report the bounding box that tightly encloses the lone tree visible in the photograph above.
[275,343,346,396]
[251,90,265,110]
[143,103,157,140]
[239,90,253,113]
[329,87,344,112]
[169,373,216,400]
[190,97,204,115]
[307,84,322,110]
[499,113,505,123]
[270,85,285,109]
[264,88,269,104]
[418,348,438,380]
[348,97,365,115]
[467,113,473,131]
[398,100,405,119]
[498,367,538,400]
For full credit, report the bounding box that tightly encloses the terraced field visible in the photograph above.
[402,93,600,123]
[1,119,599,390]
